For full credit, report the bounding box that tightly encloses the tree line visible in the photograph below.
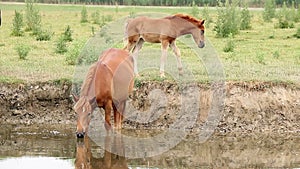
[2,0,300,7]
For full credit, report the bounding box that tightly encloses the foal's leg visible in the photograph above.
[160,40,169,78]
[132,39,144,76]
[170,41,183,76]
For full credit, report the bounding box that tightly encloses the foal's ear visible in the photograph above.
[72,93,79,103]
[200,20,205,25]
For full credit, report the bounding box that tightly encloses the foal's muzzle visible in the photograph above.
[199,41,205,48]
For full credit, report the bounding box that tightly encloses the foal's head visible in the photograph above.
[73,95,96,138]
[191,19,205,48]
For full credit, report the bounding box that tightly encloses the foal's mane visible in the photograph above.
[80,62,98,97]
[167,14,202,26]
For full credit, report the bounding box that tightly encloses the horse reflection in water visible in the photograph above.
[75,135,127,169]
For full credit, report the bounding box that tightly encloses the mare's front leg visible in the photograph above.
[160,41,169,78]
[113,101,126,130]
[170,41,183,76]
[104,100,113,131]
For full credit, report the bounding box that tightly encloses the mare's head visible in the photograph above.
[73,95,96,138]
[190,19,205,48]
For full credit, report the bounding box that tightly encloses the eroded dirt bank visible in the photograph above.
[0,81,299,134]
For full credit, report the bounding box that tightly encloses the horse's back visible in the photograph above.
[96,48,134,104]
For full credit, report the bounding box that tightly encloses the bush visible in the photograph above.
[11,10,24,36]
[55,37,68,54]
[80,6,88,23]
[63,25,73,42]
[201,4,212,28]
[240,5,252,30]
[36,27,54,41]
[214,0,240,38]
[15,44,30,60]
[190,1,199,17]
[25,0,41,32]
[91,10,100,25]
[256,53,266,65]
[276,2,296,29]
[294,27,300,38]
[263,0,276,22]
[223,34,235,52]
[65,40,85,65]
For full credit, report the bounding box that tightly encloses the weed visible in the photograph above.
[91,10,100,25]
[273,50,280,59]
[80,6,88,23]
[240,4,252,30]
[65,39,85,65]
[36,27,54,41]
[55,36,67,54]
[15,44,30,60]
[223,34,235,52]
[63,25,73,42]
[256,53,266,65]
[294,27,300,38]
[190,1,199,17]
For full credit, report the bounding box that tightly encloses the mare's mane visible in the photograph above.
[80,62,98,97]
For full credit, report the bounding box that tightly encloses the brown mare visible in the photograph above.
[73,48,134,138]
[123,14,205,77]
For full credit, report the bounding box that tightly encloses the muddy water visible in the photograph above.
[0,125,299,169]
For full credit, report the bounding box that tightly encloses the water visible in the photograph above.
[0,124,299,169]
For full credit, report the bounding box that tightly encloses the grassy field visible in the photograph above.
[0,3,299,84]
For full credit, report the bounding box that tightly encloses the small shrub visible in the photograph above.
[240,5,252,30]
[263,0,276,22]
[256,53,266,65]
[273,51,280,59]
[91,10,100,24]
[25,0,41,32]
[63,25,73,42]
[80,6,88,23]
[214,0,240,38]
[11,10,24,36]
[15,44,30,60]
[223,34,235,52]
[201,4,212,28]
[55,37,67,54]
[36,27,53,41]
[294,27,300,38]
[65,40,85,65]
[129,10,136,18]
[191,1,199,17]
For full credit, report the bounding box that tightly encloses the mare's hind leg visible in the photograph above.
[132,38,144,76]
[170,41,183,76]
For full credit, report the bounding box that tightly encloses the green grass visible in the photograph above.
[0,3,299,85]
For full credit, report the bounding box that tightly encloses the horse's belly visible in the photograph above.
[141,34,162,43]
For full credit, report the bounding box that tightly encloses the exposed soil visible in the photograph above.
[0,81,299,134]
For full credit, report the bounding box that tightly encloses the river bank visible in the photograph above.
[0,81,299,134]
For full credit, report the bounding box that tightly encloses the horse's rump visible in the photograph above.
[96,49,134,104]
